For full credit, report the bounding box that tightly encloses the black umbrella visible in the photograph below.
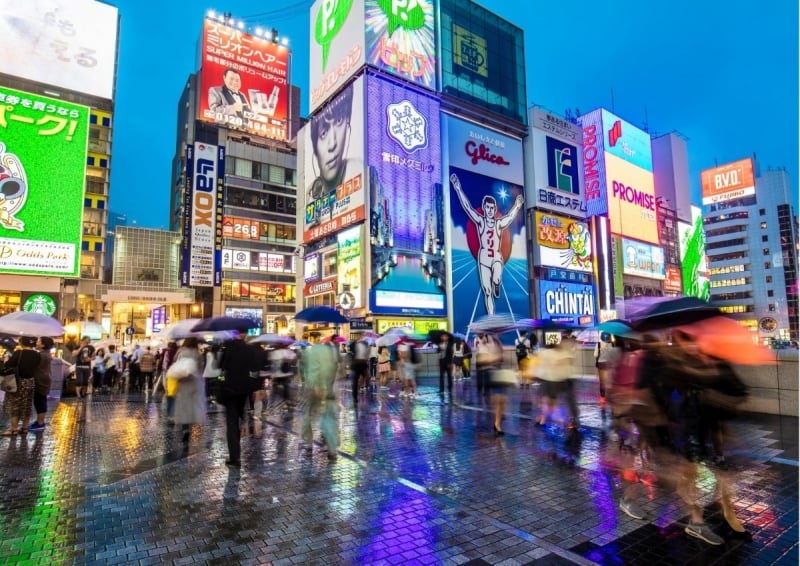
[0,336,17,350]
[190,316,261,332]
[295,306,348,324]
[632,297,721,331]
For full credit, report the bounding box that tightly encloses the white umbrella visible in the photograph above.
[376,334,403,347]
[468,313,518,333]
[250,333,294,345]
[163,318,204,340]
[0,311,65,337]
[575,328,600,343]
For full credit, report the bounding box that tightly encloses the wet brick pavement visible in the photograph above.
[0,377,797,565]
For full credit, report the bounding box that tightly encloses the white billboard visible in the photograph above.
[0,0,119,100]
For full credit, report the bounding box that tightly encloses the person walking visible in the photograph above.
[350,337,370,404]
[398,341,418,399]
[300,335,340,461]
[128,344,142,391]
[105,344,122,392]
[437,332,454,403]
[270,344,296,412]
[71,336,94,398]
[201,343,222,406]
[28,336,53,432]
[535,337,579,428]
[2,336,41,436]
[218,333,259,467]
[171,337,206,445]
[139,346,156,392]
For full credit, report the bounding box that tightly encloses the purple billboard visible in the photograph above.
[366,74,445,316]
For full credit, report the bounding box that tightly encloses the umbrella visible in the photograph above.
[597,319,637,337]
[452,332,466,341]
[575,328,600,343]
[291,340,310,349]
[322,335,347,344]
[0,311,65,337]
[0,336,17,350]
[384,326,412,337]
[163,318,204,340]
[295,306,348,324]
[632,297,721,331]
[250,333,294,346]
[376,334,404,347]
[428,329,450,343]
[468,313,519,333]
[191,316,261,332]
[674,316,776,365]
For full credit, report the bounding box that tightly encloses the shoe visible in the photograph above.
[619,499,646,520]
[494,425,505,437]
[28,423,45,432]
[685,522,724,545]
[224,459,241,467]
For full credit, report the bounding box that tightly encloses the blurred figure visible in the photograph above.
[71,336,94,398]
[300,334,340,460]
[474,334,494,401]
[595,332,622,415]
[269,343,296,412]
[2,336,41,435]
[219,333,260,467]
[161,341,179,416]
[92,348,108,393]
[201,343,221,406]
[172,337,206,445]
[105,344,122,392]
[436,332,454,403]
[397,341,417,399]
[139,346,156,392]
[350,336,370,404]
[377,346,391,388]
[28,336,53,432]
[535,337,579,428]
[452,338,465,380]
[484,335,510,435]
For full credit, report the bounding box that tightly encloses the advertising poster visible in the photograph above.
[621,237,665,280]
[366,75,445,316]
[365,0,436,91]
[0,86,88,277]
[302,78,365,243]
[0,0,119,100]
[181,142,224,287]
[678,206,710,300]
[534,211,593,273]
[337,226,362,309]
[538,280,596,328]
[578,109,608,216]
[606,152,658,244]
[309,0,366,113]
[304,253,320,281]
[601,109,653,172]
[445,116,527,338]
[664,265,682,293]
[198,18,290,141]
[700,158,755,205]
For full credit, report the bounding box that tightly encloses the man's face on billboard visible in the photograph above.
[483,199,497,219]
[223,70,242,92]
[314,114,348,184]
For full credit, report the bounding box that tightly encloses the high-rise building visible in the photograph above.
[702,160,798,343]
[0,0,120,333]
[169,14,302,335]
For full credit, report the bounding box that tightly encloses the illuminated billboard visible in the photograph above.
[337,225,362,309]
[198,18,290,141]
[534,212,593,273]
[678,206,710,300]
[601,109,653,172]
[528,108,586,216]
[538,280,595,328]
[0,86,88,277]
[621,237,665,280]
[445,115,527,338]
[0,0,119,100]
[309,0,366,113]
[606,153,658,243]
[304,253,320,282]
[700,158,756,205]
[301,77,365,244]
[664,265,682,293]
[224,306,262,336]
[181,142,224,287]
[579,109,608,216]
[365,0,436,90]
[366,74,444,316]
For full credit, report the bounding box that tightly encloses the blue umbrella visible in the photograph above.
[190,316,261,332]
[295,306,348,324]
[596,319,636,336]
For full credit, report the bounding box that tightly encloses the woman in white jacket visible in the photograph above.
[171,338,206,444]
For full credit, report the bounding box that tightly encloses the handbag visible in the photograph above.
[166,358,197,380]
[1,372,17,393]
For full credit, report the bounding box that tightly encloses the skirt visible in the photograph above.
[377,362,391,373]
[5,377,34,419]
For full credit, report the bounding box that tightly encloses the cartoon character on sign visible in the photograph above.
[562,222,591,269]
[450,173,523,316]
[0,142,27,231]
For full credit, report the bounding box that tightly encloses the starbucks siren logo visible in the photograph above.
[23,294,57,316]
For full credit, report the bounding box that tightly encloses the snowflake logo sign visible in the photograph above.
[387,100,427,153]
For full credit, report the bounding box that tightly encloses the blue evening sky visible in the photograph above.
[109,0,798,228]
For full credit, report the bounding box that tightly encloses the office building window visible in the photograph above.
[765,262,771,269]
[766,275,773,283]
[767,290,774,297]
[763,248,770,255]
[235,158,251,178]
[761,221,767,229]
[768,304,776,311]
[759,208,766,215]
[762,235,769,242]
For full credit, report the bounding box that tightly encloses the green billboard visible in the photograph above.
[0,86,89,277]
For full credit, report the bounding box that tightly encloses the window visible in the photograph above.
[768,304,776,312]
[767,290,774,297]
[762,235,769,242]
[234,158,252,178]
[284,168,296,186]
[269,165,284,185]
[763,248,770,256]
[766,275,773,283]
[93,241,103,252]
[90,114,98,124]
[101,117,111,127]
[761,221,767,229]
[765,262,771,269]
[81,241,89,251]
[759,208,766,215]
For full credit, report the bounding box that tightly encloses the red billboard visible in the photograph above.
[198,19,290,142]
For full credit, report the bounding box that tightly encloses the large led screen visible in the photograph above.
[534,211,593,273]
[601,109,653,172]
[302,77,365,244]
[198,19,290,141]
[365,0,436,91]
[605,152,658,244]
[678,206,710,300]
[620,237,665,280]
[0,86,88,277]
[445,116,527,338]
[224,306,262,337]
[337,225,362,309]
[0,0,119,100]
[700,158,755,205]
[538,280,595,328]
[309,0,366,113]
[366,75,444,316]
[181,142,224,287]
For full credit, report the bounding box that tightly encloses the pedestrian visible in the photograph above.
[377,346,391,388]
[139,346,156,392]
[218,333,260,467]
[105,344,122,391]
[28,336,53,432]
[300,334,340,461]
[437,332,454,403]
[452,339,465,380]
[128,344,142,391]
[171,337,206,445]
[270,344,296,412]
[92,348,108,393]
[398,341,417,398]
[474,334,493,401]
[486,334,513,435]
[71,336,94,398]
[595,332,622,416]
[350,336,370,403]
[2,336,41,435]
[201,343,222,405]
[535,337,579,428]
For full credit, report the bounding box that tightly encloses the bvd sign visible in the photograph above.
[182,142,224,287]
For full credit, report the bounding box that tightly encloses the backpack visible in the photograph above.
[515,339,528,360]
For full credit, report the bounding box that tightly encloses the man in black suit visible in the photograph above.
[208,68,251,119]
[219,333,259,467]
[437,333,454,403]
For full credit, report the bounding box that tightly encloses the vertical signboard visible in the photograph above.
[534,211,593,273]
[337,225,362,309]
[364,0,436,90]
[302,77,365,243]
[309,0,366,113]
[700,158,756,205]
[0,86,88,277]
[198,18,290,141]
[579,109,608,217]
[528,108,586,216]
[678,206,710,300]
[366,75,444,316]
[445,116,527,336]
[181,142,224,287]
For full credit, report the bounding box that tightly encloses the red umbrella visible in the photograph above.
[674,316,775,365]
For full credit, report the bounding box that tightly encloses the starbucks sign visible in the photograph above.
[22,293,57,316]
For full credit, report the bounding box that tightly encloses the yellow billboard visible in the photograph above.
[605,152,658,244]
